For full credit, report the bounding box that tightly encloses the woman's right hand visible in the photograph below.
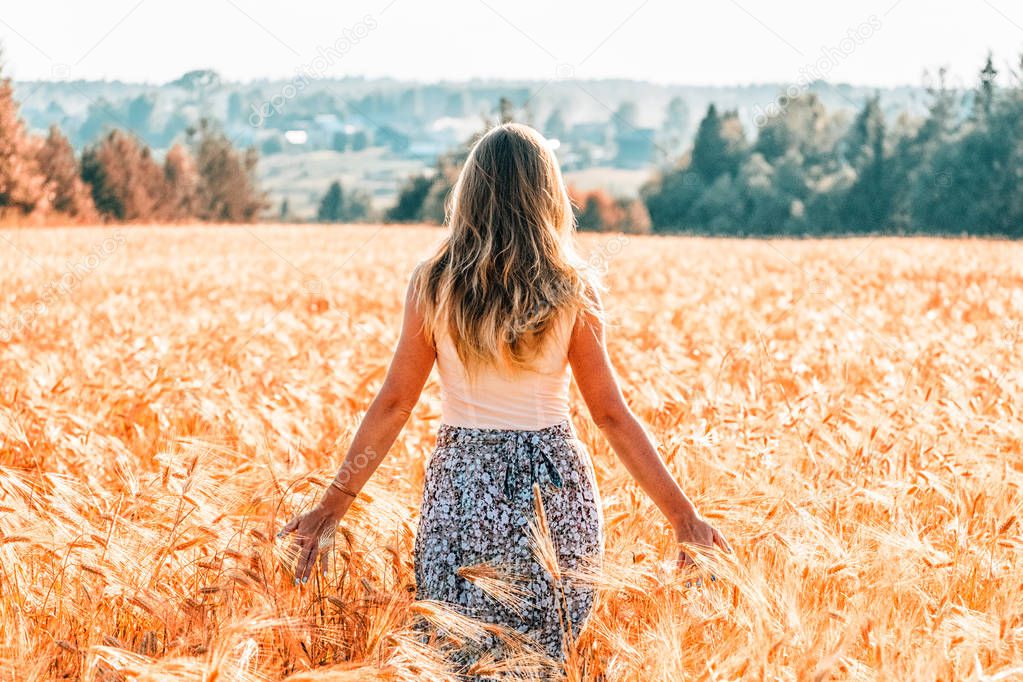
[672,512,731,568]
[278,502,345,584]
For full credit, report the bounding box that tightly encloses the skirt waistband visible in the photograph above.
[435,420,574,448]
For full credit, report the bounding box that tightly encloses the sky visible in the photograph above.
[1,0,1021,87]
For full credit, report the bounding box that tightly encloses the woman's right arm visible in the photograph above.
[279,277,435,582]
[567,296,730,565]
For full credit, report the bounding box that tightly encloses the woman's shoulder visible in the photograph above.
[408,258,430,286]
[406,259,436,306]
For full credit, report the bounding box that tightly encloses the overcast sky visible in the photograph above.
[1,0,1021,87]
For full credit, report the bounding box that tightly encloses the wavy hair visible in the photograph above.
[413,123,600,373]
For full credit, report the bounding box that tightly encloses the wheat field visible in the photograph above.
[0,225,1021,681]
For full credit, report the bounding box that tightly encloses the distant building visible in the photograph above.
[614,128,656,168]
[569,121,611,147]
[313,113,345,132]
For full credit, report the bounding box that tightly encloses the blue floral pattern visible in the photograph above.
[414,420,604,676]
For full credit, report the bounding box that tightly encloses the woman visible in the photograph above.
[280,123,730,673]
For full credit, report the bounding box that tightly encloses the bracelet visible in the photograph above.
[329,479,359,498]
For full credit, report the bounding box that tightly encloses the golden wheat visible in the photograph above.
[0,224,1021,680]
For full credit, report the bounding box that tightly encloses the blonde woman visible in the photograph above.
[280,123,730,672]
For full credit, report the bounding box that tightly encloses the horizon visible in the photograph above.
[8,72,956,90]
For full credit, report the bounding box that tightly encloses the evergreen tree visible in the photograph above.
[36,125,96,220]
[690,104,745,183]
[887,69,957,229]
[576,192,615,231]
[351,130,369,151]
[908,56,1021,235]
[342,188,371,222]
[80,129,165,221]
[841,95,891,230]
[977,53,998,120]
[387,175,433,222]
[317,180,344,222]
[641,158,704,232]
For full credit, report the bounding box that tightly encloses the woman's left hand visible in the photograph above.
[672,512,731,568]
[278,503,343,584]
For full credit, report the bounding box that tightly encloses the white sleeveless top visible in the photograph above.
[435,312,574,430]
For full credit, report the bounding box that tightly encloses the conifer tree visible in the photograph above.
[80,129,165,221]
[317,180,343,222]
[36,125,96,220]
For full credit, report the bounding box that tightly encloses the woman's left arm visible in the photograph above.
[280,277,435,582]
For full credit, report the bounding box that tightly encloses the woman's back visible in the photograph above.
[435,311,574,430]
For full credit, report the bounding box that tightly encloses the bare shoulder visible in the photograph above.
[403,261,434,346]
[570,282,606,342]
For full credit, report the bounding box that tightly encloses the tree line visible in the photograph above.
[5,47,1021,236]
[641,55,1023,237]
[0,59,265,224]
[386,56,1022,237]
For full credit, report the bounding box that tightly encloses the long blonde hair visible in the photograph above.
[413,123,600,373]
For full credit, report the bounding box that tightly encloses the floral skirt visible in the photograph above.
[413,420,604,675]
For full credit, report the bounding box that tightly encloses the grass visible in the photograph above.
[0,224,1021,680]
